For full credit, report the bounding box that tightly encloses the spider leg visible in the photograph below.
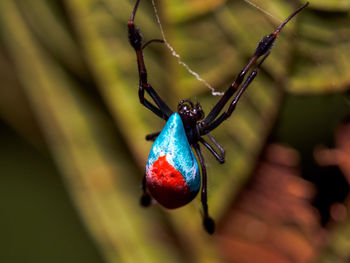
[145,131,160,141]
[200,2,309,132]
[207,133,225,159]
[203,52,270,133]
[201,56,257,127]
[140,174,152,207]
[128,0,173,120]
[142,39,164,50]
[199,136,225,164]
[193,144,215,234]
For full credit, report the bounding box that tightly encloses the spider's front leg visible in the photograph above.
[128,0,173,121]
[128,0,174,207]
[199,2,309,135]
[203,52,270,132]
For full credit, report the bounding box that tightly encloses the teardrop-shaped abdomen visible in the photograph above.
[146,113,201,209]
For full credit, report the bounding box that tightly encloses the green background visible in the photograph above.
[0,0,349,262]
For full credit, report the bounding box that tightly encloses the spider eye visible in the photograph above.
[178,100,194,112]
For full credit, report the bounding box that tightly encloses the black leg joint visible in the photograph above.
[203,216,215,234]
[140,193,151,207]
[138,86,145,103]
[235,71,245,86]
[140,174,151,207]
[140,72,148,86]
[254,34,275,57]
[128,23,143,50]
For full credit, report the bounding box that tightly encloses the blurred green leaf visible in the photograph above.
[0,1,183,262]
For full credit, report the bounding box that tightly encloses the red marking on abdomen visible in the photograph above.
[146,155,198,209]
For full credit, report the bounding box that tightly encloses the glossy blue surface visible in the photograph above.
[146,113,201,192]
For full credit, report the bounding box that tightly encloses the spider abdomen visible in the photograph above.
[146,113,201,209]
[146,155,198,208]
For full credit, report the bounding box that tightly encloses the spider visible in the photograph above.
[128,0,309,234]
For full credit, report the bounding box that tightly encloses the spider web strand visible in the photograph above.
[242,0,282,23]
[151,0,224,96]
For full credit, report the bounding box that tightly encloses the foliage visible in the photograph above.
[0,0,349,262]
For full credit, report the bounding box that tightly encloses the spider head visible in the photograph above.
[177,100,204,126]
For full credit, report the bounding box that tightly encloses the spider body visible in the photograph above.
[146,112,201,209]
[128,0,308,234]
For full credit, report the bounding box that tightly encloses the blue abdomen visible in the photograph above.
[146,113,201,209]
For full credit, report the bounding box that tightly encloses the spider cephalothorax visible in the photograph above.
[128,0,309,234]
[177,100,204,144]
[177,100,204,123]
